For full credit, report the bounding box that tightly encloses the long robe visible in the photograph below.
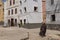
[39,24,47,36]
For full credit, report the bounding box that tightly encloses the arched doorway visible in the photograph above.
[15,19,17,26]
[24,19,26,24]
[11,18,14,26]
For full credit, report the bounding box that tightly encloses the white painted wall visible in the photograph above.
[46,0,60,24]
[4,0,43,26]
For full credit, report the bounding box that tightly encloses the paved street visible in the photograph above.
[0,27,60,40]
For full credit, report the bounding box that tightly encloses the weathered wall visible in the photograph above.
[0,0,4,22]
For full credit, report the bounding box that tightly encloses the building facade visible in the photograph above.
[46,0,60,24]
[0,0,4,23]
[4,0,45,27]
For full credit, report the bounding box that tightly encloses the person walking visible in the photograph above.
[39,22,47,37]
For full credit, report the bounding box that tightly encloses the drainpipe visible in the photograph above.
[42,0,46,23]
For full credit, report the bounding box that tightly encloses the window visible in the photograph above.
[34,7,38,12]
[51,0,54,5]
[11,9,13,15]
[8,10,10,15]
[20,1,22,4]
[13,0,15,4]
[24,7,26,12]
[57,9,60,13]
[10,0,12,5]
[20,9,22,14]
[24,0,26,2]
[33,0,37,2]
[15,8,17,14]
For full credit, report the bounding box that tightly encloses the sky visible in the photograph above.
[2,0,6,2]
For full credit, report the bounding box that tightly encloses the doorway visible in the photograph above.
[8,19,10,26]
[20,20,22,26]
[15,19,17,26]
[11,18,14,26]
[24,19,26,24]
[51,14,55,21]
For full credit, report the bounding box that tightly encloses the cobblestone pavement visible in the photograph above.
[0,27,60,40]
